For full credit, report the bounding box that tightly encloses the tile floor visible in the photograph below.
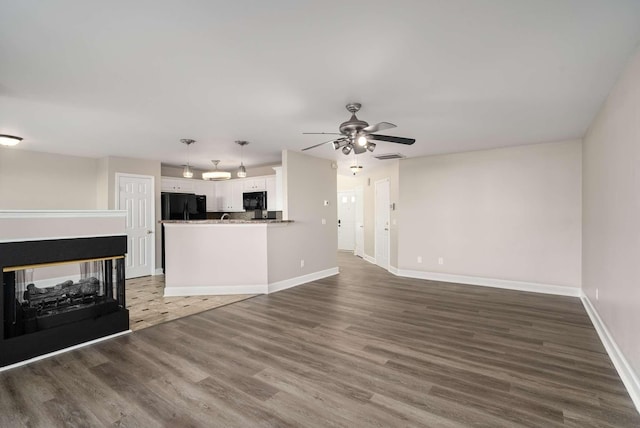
[126,275,256,331]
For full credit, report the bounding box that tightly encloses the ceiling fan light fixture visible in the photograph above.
[202,160,231,181]
[0,134,23,146]
[357,135,368,147]
[366,142,376,152]
[342,144,352,155]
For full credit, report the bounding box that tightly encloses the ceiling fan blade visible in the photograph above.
[302,132,342,135]
[369,134,415,145]
[302,138,340,151]
[363,121,396,133]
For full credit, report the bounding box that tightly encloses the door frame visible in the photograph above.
[115,172,156,277]
[374,178,390,271]
[354,185,364,258]
[337,190,356,252]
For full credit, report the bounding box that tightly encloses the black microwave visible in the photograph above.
[243,191,267,211]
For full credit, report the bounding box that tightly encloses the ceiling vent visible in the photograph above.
[373,153,406,160]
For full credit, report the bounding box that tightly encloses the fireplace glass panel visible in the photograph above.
[3,256,126,339]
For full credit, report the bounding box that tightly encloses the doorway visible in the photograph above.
[355,185,364,257]
[337,190,356,251]
[116,173,155,279]
[375,178,390,270]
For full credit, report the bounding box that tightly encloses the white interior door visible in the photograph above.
[117,174,154,279]
[375,179,390,270]
[355,186,364,257]
[337,190,356,251]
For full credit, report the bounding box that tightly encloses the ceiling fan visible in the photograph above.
[302,103,415,155]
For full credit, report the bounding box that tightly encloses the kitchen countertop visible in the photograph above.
[160,219,293,224]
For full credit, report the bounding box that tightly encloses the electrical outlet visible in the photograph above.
[417,256,422,263]
[596,288,599,301]
[321,218,326,225]
[323,200,329,206]
[438,257,444,265]
[300,259,305,268]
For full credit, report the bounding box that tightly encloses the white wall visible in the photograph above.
[582,46,640,378]
[398,140,582,288]
[270,150,337,283]
[0,149,99,209]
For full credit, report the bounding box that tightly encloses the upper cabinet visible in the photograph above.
[216,180,244,212]
[161,177,195,193]
[243,178,266,192]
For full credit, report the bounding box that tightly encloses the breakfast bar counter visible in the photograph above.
[161,220,297,296]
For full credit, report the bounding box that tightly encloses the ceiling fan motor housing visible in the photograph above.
[339,115,369,136]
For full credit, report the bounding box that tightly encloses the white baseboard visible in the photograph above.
[363,254,376,265]
[393,268,581,297]
[389,265,400,275]
[164,284,267,297]
[154,268,164,275]
[581,294,640,412]
[268,267,339,294]
[163,267,341,297]
[0,330,131,372]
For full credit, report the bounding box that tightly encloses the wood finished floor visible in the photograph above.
[1,253,638,427]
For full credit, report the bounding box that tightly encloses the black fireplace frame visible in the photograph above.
[0,235,129,367]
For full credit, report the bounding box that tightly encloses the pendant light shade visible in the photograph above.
[202,160,231,181]
[181,139,195,178]
[0,134,23,146]
[236,140,249,178]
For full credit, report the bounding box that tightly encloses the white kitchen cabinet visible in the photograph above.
[193,180,216,212]
[266,176,276,211]
[215,180,244,212]
[161,177,196,193]
[272,166,283,211]
[242,178,266,192]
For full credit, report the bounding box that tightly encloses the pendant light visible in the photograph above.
[202,160,231,181]
[0,134,23,146]
[236,140,249,178]
[350,153,363,175]
[180,139,195,178]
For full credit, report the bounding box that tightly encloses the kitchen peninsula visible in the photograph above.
[162,219,313,297]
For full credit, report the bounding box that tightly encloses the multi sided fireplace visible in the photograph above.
[0,235,129,367]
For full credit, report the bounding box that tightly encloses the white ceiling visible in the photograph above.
[1,1,640,176]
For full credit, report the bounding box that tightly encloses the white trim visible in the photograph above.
[581,294,640,412]
[164,284,267,297]
[393,268,581,297]
[389,265,400,275]
[154,268,164,275]
[0,330,131,372]
[163,267,340,297]
[0,210,126,219]
[363,254,376,264]
[268,267,339,294]
[0,233,127,244]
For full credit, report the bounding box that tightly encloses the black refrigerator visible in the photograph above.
[161,193,207,220]
[161,193,206,269]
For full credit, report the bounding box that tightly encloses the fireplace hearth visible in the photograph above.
[1,235,129,367]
